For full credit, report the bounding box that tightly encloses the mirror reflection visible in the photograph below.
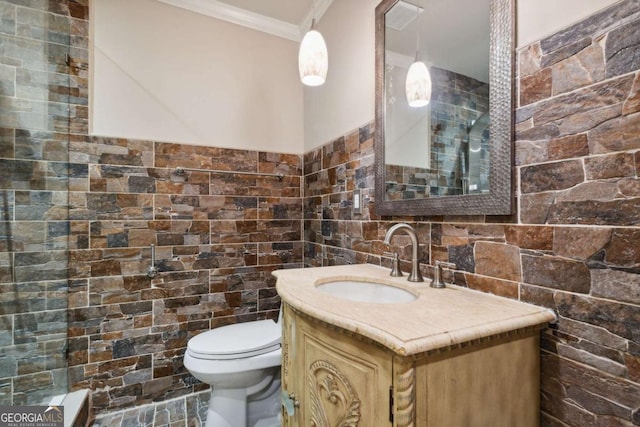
[383,0,491,199]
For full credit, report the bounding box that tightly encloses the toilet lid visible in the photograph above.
[188,319,281,360]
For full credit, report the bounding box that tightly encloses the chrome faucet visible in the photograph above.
[383,223,424,282]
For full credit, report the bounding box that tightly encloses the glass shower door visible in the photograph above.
[0,0,75,406]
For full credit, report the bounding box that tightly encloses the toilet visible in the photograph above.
[184,318,282,427]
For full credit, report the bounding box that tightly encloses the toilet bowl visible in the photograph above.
[184,319,282,427]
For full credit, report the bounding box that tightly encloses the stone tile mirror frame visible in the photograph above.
[374,0,515,216]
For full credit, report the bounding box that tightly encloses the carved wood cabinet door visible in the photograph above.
[283,306,393,427]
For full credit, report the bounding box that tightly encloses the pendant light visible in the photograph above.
[405,0,431,107]
[298,2,328,86]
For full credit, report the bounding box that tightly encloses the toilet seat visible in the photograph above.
[188,319,281,360]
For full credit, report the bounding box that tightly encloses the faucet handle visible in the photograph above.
[431,261,456,288]
[384,252,403,277]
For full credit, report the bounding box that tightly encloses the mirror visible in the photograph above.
[374,0,514,216]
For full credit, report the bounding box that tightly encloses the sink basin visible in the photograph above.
[315,280,417,304]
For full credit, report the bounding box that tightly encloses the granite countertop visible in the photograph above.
[273,264,556,356]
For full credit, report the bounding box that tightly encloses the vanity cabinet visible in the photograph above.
[281,303,541,427]
[274,264,554,427]
[282,304,392,426]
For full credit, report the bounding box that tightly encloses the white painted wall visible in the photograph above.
[91,0,303,153]
[91,0,620,153]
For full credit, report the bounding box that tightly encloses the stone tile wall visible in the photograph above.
[66,138,302,414]
[304,1,640,425]
[384,164,432,201]
[430,66,489,195]
[0,0,88,407]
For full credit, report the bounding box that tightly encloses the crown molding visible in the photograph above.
[157,0,335,42]
[157,0,302,41]
[299,0,334,32]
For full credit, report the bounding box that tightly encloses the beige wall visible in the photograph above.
[90,0,303,153]
[516,0,619,47]
[302,0,380,152]
[90,0,620,153]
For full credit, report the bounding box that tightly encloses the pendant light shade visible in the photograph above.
[405,56,431,108]
[298,19,328,86]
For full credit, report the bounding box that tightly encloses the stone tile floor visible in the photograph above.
[91,391,210,427]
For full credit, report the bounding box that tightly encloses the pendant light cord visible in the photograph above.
[312,0,317,30]
[415,0,420,60]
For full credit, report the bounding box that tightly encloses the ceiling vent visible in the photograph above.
[385,1,423,31]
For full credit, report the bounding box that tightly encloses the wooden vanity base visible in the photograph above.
[415,332,539,426]
[283,305,541,427]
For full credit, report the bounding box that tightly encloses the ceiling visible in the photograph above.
[156,0,333,41]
